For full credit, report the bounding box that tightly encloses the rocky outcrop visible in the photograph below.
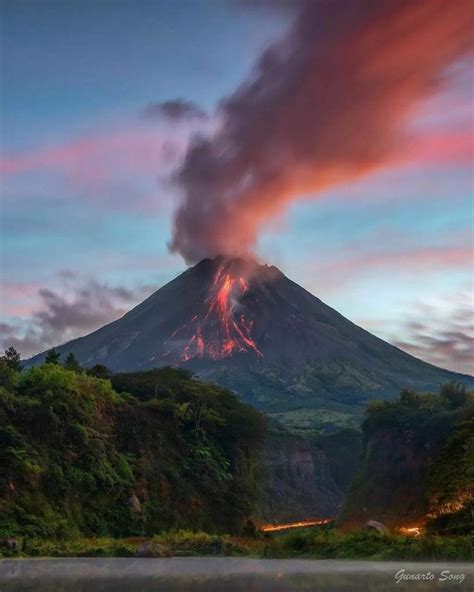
[337,387,473,531]
[128,493,142,514]
[257,430,359,521]
[339,425,444,529]
[364,520,388,534]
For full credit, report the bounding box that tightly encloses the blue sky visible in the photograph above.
[1,1,473,373]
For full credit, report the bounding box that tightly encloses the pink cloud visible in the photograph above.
[343,245,472,271]
[299,244,473,292]
[408,129,473,166]
[0,281,42,317]
[0,121,209,211]
[1,128,187,185]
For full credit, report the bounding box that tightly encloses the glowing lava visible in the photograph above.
[398,526,422,537]
[165,263,262,361]
[260,519,332,533]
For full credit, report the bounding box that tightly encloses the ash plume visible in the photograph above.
[142,99,207,122]
[170,0,473,263]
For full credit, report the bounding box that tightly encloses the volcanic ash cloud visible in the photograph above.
[169,0,473,264]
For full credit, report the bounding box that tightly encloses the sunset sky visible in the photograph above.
[1,1,473,373]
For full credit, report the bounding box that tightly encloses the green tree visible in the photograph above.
[0,359,20,390]
[87,365,112,380]
[64,352,81,373]
[3,347,22,372]
[45,348,61,365]
[440,382,467,409]
[399,389,420,407]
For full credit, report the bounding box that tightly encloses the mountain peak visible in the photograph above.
[163,255,265,361]
[26,258,473,407]
[192,255,284,283]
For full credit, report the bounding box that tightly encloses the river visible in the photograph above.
[0,558,472,591]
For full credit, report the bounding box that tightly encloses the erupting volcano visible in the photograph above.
[27,256,473,414]
[164,261,262,362]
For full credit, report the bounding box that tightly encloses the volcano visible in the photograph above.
[28,257,473,424]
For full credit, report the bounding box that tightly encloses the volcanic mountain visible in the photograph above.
[28,257,473,427]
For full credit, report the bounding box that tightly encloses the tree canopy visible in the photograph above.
[0,360,265,539]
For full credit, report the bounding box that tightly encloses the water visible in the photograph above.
[0,558,472,591]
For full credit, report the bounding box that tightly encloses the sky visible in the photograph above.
[1,0,473,374]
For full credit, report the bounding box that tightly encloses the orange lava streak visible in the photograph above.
[166,264,262,361]
[260,519,332,533]
[398,526,422,537]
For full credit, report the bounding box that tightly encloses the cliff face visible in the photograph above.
[258,429,361,521]
[340,427,443,529]
[339,388,473,530]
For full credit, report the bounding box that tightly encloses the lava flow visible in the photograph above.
[398,525,422,537]
[165,263,262,362]
[260,519,333,533]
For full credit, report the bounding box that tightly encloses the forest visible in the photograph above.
[0,349,265,540]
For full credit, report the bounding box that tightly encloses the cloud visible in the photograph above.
[324,245,472,284]
[170,0,473,263]
[1,129,177,177]
[290,238,473,295]
[0,123,208,213]
[408,129,473,166]
[392,291,474,374]
[142,99,207,122]
[0,274,153,358]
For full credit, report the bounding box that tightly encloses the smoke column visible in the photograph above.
[170,0,473,264]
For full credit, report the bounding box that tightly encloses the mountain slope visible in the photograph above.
[27,257,473,421]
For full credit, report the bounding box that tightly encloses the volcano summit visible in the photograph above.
[28,257,473,427]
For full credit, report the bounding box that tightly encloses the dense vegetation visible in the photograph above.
[340,384,474,532]
[1,528,472,561]
[1,346,472,560]
[426,415,474,535]
[270,527,473,561]
[0,351,265,541]
[209,364,368,434]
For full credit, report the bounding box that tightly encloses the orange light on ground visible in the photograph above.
[260,519,332,533]
[399,526,422,537]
